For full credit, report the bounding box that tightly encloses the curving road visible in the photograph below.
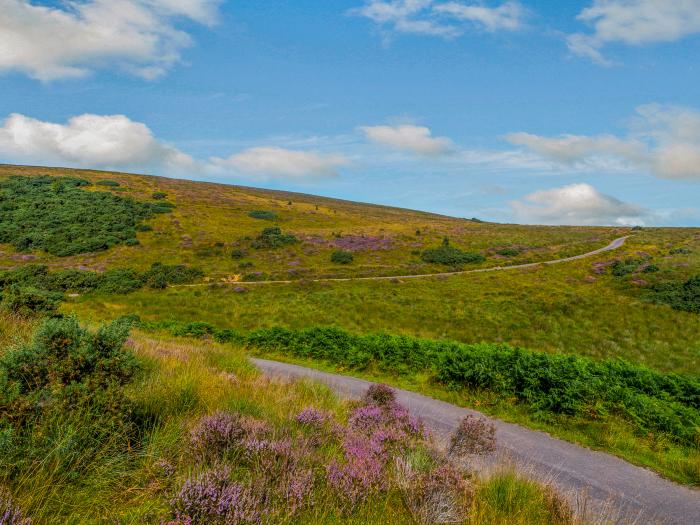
[181,235,631,287]
[252,357,700,525]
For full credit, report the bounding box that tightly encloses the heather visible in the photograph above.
[0,175,172,256]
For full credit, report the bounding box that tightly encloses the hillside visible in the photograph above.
[0,166,699,523]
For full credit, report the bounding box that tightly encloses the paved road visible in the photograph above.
[252,358,700,525]
[180,235,631,287]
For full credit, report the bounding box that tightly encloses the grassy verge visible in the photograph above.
[133,321,700,487]
[0,315,611,524]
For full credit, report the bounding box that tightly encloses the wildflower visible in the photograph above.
[448,415,496,459]
[170,466,261,525]
[0,487,31,525]
[294,407,331,428]
[189,412,246,459]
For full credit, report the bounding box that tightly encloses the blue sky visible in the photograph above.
[1,1,699,225]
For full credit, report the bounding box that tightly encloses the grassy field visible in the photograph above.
[1,165,699,496]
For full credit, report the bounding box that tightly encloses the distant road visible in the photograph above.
[180,235,631,287]
[253,357,700,525]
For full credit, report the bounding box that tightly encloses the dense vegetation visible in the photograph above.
[0,176,172,256]
[0,264,202,315]
[248,210,277,220]
[422,238,485,266]
[331,250,354,264]
[649,276,700,313]
[140,322,700,448]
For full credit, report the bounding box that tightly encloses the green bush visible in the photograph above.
[0,176,171,256]
[331,250,354,264]
[251,227,298,249]
[0,317,143,478]
[248,210,277,220]
[152,191,168,200]
[422,239,485,266]
[648,276,700,314]
[0,285,62,316]
[230,249,246,259]
[496,248,520,257]
[97,180,120,187]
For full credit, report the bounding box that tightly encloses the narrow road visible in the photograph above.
[252,358,700,525]
[181,235,631,287]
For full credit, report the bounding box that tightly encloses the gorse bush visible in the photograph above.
[331,250,354,265]
[610,258,658,277]
[0,176,173,256]
[248,210,277,220]
[0,317,143,480]
[0,264,202,300]
[251,227,298,249]
[648,276,700,314]
[96,180,120,187]
[0,285,63,316]
[422,238,485,267]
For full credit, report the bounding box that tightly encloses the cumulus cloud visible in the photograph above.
[567,0,700,66]
[506,104,700,180]
[0,113,196,170]
[511,183,650,226]
[351,0,526,38]
[361,124,454,155]
[0,0,221,81]
[210,147,349,180]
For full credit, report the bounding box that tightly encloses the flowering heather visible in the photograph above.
[0,488,31,525]
[362,383,396,407]
[295,407,331,428]
[280,468,315,514]
[448,415,497,459]
[170,466,261,525]
[303,234,393,252]
[189,411,246,459]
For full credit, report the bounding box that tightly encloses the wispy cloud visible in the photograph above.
[506,104,700,180]
[350,0,527,39]
[567,0,700,66]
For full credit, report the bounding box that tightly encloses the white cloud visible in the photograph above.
[0,113,196,170]
[351,0,526,38]
[361,124,454,155]
[506,104,700,180]
[511,183,650,226]
[567,0,700,66]
[210,147,349,180]
[0,0,221,81]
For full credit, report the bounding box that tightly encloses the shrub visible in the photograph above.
[670,248,692,255]
[496,248,520,257]
[190,412,246,459]
[248,210,277,220]
[330,250,354,264]
[362,384,396,407]
[251,227,297,249]
[142,263,203,288]
[152,191,168,200]
[0,285,62,316]
[422,239,484,267]
[230,249,246,259]
[648,276,700,314]
[169,465,261,525]
[448,416,497,459]
[0,175,170,256]
[401,464,473,525]
[96,180,120,187]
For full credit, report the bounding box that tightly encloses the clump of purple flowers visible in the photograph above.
[295,407,331,428]
[190,411,246,459]
[170,466,261,525]
[0,488,31,525]
[448,415,497,459]
[326,384,426,508]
